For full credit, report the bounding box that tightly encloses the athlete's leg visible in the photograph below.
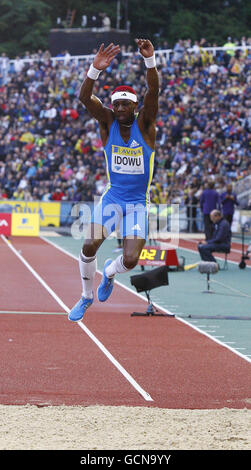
[97,202,147,301]
[69,190,124,319]
[120,202,147,269]
[122,236,146,269]
[80,222,107,296]
[68,223,107,321]
[97,236,146,302]
[105,236,146,277]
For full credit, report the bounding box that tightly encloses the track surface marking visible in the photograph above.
[1,235,251,409]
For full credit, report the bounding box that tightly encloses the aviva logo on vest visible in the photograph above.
[111,145,144,175]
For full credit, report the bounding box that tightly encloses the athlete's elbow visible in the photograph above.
[78,94,84,105]
[79,89,87,102]
[79,92,91,107]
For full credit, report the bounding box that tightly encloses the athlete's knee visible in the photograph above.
[82,239,100,257]
[198,243,207,251]
[123,253,139,270]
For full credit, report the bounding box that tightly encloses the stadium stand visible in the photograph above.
[0,38,251,228]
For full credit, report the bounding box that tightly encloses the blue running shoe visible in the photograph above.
[68,294,93,322]
[97,259,114,302]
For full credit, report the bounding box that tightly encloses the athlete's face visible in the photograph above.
[112,99,137,124]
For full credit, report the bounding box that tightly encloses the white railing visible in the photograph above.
[3,45,251,69]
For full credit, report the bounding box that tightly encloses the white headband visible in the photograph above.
[111,91,137,103]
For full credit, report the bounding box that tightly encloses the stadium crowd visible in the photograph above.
[0,37,251,217]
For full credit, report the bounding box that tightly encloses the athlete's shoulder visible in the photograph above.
[98,109,115,147]
[98,109,115,130]
[136,108,156,150]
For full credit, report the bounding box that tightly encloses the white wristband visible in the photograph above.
[87,63,102,80]
[144,55,156,68]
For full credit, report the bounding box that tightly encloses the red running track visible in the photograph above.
[0,235,251,409]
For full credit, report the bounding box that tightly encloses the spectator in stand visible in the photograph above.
[51,187,65,201]
[0,183,8,199]
[220,183,238,226]
[0,52,10,81]
[0,37,250,212]
[101,13,111,31]
[222,37,236,65]
[185,187,198,232]
[200,180,221,240]
[173,40,185,62]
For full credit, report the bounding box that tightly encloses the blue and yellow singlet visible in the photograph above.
[103,118,155,204]
[91,118,155,238]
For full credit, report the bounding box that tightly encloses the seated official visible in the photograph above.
[198,209,231,262]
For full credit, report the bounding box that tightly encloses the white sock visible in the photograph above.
[79,252,97,298]
[105,255,129,278]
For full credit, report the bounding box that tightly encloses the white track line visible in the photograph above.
[1,234,153,402]
[1,235,68,312]
[0,310,64,315]
[40,235,251,364]
[40,235,175,317]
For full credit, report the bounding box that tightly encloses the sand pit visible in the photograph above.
[0,405,250,450]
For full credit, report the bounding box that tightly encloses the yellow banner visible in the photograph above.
[11,213,40,236]
[0,201,60,227]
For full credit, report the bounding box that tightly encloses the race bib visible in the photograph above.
[111,145,144,175]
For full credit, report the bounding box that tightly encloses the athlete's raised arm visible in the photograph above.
[79,42,120,124]
[136,39,159,131]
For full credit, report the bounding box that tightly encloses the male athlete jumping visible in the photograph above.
[68,39,159,321]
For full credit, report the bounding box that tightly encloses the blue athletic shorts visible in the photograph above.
[91,191,148,239]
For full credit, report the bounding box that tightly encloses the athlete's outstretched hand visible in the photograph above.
[135,39,154,58]
[93,43,120,70]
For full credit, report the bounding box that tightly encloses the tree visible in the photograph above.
[0,0,52,57]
